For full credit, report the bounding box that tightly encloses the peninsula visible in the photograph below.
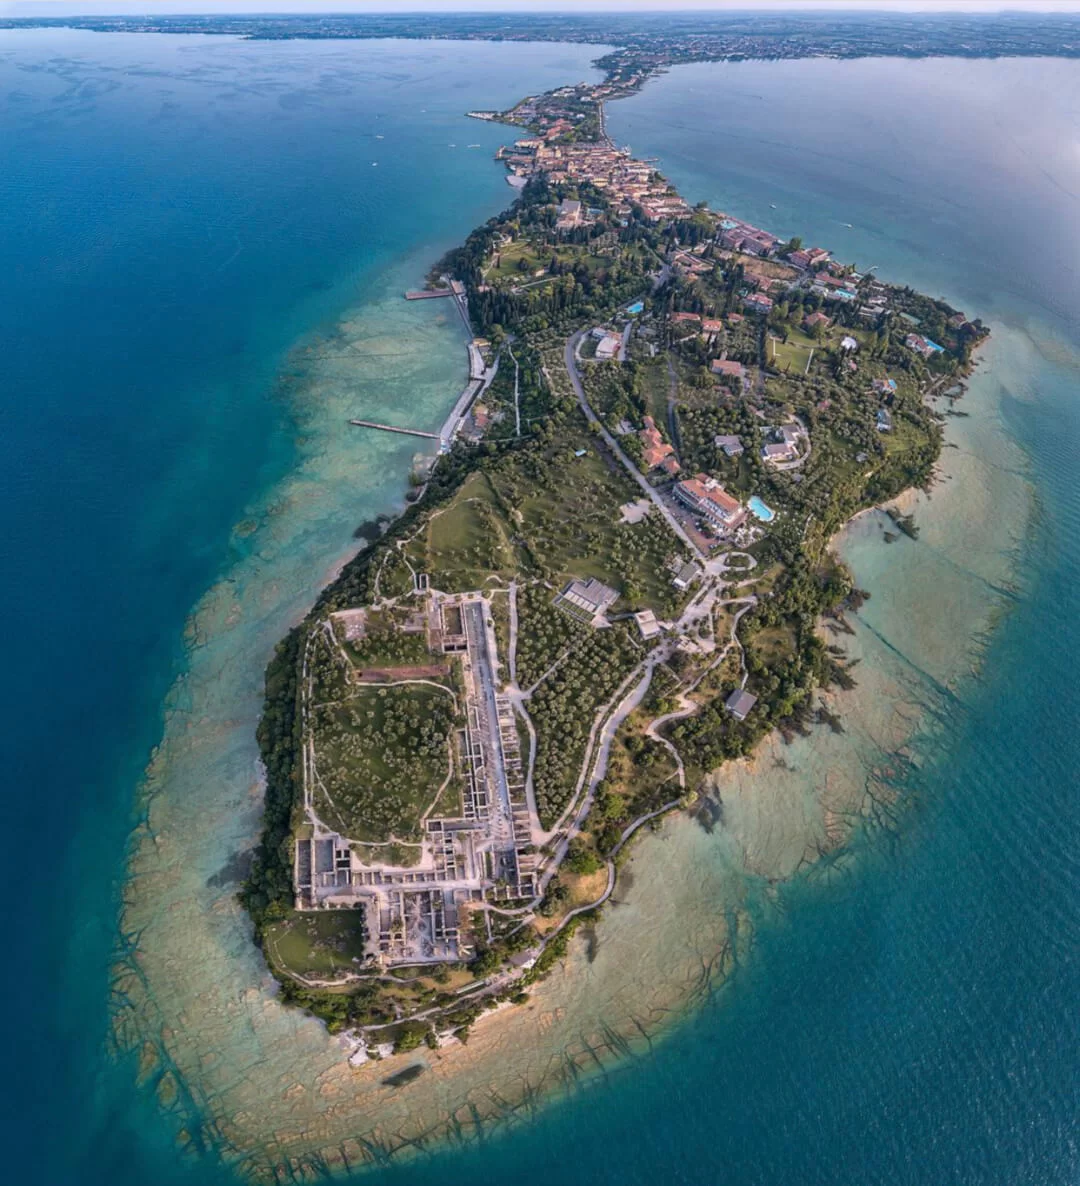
[239,58,986,1063]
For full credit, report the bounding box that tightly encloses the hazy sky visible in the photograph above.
[4,0,1080,16]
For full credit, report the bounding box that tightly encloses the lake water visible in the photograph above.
[2,37,1078,1186]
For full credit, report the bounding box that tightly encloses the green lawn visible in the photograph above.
[420,472,519,592]
[266,909,369,980]
[770,332,815,375]
[487,238,548,283]
[639,356,672,425]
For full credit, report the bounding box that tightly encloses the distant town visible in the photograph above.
[8,9,1080,68]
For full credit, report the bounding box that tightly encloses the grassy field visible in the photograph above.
[487,240,617,287]
[311,683,457,842]
[486,238,549,283]
[770,330,816,375]
[410,472,519,593]
[638,356,673,425]
[265,910,369,980]
[748,623,798,666]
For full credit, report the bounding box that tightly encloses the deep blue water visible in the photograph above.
[3,38,1079,1186]
[0,30,603,1185]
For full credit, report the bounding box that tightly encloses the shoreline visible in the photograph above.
[112,48,1032,1184]
[246,55,985,1072]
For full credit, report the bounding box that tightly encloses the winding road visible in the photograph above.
[564,330,705,559]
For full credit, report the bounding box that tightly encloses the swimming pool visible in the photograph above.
[748,495,775,522]
[626,301,644,314]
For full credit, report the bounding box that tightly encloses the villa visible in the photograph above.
[711,358,746,381]
[905,332,945,358]
[556,198,583,229]
[761,425,802,464]
[672,560,703,591]
[640,415,677,471]
[633,610,661,641]
[762,442,797,463]
[743,293,774,315]
[594,333,621,361]
[715,434,744,457]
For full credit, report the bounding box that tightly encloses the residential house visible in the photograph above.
[594,334,621,361]
[872,377,898,397]
[743,293,774,315]
[715,434,744,458]
[761,425,801,464]
[905,333,945,358]
[672,560,703,591]
[725,689,758,721]
[633,610,661,641]
[788,246,831,270]
[711,358,746,382]
[803,311,831,333]
[876,408,893,432]
[640,415,676,470]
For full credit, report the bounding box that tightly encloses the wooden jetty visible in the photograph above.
[404,289,452,300]
[348,419,439,440]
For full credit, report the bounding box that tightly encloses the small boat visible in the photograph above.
[371,161,378,167]
[843,222,854,228]
[375,134,384,140]
[770,203,777,209]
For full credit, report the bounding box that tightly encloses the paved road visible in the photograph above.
[564,330,704,558]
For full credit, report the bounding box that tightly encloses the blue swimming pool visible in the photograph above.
[626,301,644,314]
[748,495,775,522]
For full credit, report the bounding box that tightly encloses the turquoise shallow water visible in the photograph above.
[3,37,1079,1186]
